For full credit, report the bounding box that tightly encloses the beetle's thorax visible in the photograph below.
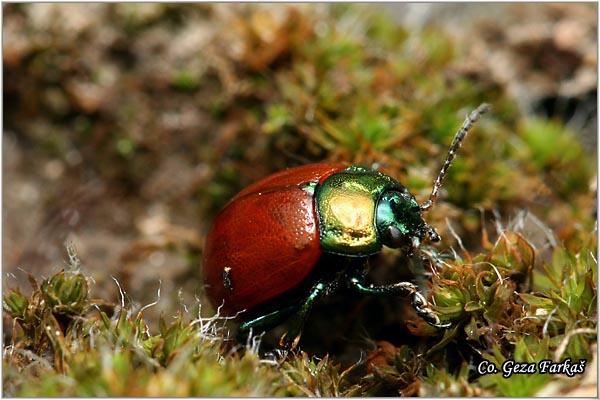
[315,165,408,256]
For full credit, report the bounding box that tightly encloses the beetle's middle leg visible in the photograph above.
[348,275,450,328]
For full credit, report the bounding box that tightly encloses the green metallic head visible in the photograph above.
[374,104,490,251]
[376,190,440,251]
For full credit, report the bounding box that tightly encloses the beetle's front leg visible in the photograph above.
[348,276,450,328]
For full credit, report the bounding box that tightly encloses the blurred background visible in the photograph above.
[3,3,597,357]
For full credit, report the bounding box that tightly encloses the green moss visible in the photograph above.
[3,267,293,396]
[4,221,596,396]
[3,289,28,319]
[172,70,201,92]
[517,119,594,198]
[40,271,89,315]
[116,137,137,158]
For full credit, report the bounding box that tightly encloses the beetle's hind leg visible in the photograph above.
[237,303,299,341]
[237,280,338,350]
[279,280,334,350]
[348,276,450,328]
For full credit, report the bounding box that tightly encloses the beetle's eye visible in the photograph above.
[386,225,403,246]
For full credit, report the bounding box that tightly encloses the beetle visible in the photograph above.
[203,104,490,348]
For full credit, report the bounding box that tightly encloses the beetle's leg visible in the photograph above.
[279,281,330,349]
[238,303,299,333]
[348,277,450,328]
[235,303,299,345]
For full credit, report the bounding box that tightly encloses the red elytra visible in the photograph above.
[203,163,347,315]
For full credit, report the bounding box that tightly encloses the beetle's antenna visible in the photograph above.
[420,103,490,211]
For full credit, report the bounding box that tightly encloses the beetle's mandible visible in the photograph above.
[203,104,490,349]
